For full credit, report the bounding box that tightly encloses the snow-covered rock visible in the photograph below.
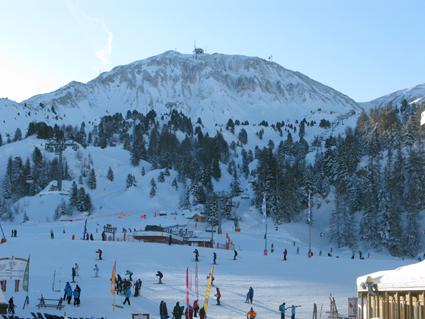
[1,51,362,135]
[363,83,425,108]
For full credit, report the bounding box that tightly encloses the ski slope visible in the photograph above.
[0,210,409,319]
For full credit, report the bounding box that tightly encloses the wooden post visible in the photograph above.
[409,292,413,319]
[385,292,389,319]
[421,291,425,319]
[394,292,401,318]
[416,294,420,319]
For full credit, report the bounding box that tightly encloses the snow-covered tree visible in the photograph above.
[149,178,157,198]
[107,167,114,182]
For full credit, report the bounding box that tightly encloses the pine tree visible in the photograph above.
[231,170,241,196]
[77,187,86,211]
[88,168,97,190]
[126,174,136,189]
[171,177,178,190]
[238,128,248,144]
[158,172,165,183]
[13,128,22,142]
[107,167,114,182]
[149,178,157,198]
[241,149,250,178]
[84,193,93,212]
[179,185,191,209]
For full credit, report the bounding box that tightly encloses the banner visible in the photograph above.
[111,260,117,295]
[22,257,30,293]
[203,265,214,314]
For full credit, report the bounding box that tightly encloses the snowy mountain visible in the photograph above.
[1,51,362,135]
[364,83,425,108]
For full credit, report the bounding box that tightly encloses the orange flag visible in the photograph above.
[111,260,117,295]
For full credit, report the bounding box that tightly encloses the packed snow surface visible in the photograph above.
[1,211,409,319]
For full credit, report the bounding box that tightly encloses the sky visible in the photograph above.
[0,0,424,102]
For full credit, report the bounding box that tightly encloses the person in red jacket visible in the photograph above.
[193,299,199,317]
[215,287,221,305]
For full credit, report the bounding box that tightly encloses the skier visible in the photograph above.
[123,286,131,305]
[172,301,183,319]
[246,286,254,304]
[74,263,80,277]
[50,229,54,239]
[213,252,217,265]
[194,249,199,262]
[8,297,15,314]
[193,299,199,317]
[134,279,142,297]
[126,270,134,281]
[215,287,221,305]
[234,249,238,260]
[160,300,169,319]
[73,285,81,306]
[312,303,318,319]
[283,248,288,261]
[156,271,164,284]
[93,264,99,277]
[90,233,94,240]
[247,307,257,319]
[71,267,76,283]
[290,305,301,319]
[206,273,215,286]
[279,302,287,319]
[271,243,274,253]
[96,248,103,260]
[199,305,206,319]
[64,282,73,304]
[296,247,299,255]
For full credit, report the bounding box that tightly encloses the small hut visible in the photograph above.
[357,261,425,319]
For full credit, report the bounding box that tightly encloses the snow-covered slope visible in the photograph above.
[0,51,362,135]
[364,83,425,108]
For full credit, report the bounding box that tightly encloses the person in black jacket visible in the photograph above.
[156,271,164,284]
[199,306,206,319]
[8,297,15,314]
[172,301,183,319]
[160,300,169,319]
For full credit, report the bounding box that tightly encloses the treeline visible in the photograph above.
[3,100,425,257]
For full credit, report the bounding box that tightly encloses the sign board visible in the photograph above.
[348,297,358,318]
[0,257,28,280]
[132,314,150,319]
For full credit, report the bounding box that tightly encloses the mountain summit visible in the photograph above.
[1,51,362,134]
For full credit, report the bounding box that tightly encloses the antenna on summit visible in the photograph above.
[193,40,204,56]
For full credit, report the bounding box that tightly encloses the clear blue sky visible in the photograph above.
[1,0,424,102]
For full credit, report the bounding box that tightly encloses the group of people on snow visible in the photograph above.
[159,299,206,319]
[63,282,81,306]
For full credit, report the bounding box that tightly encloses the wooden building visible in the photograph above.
[357,261,425,319]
